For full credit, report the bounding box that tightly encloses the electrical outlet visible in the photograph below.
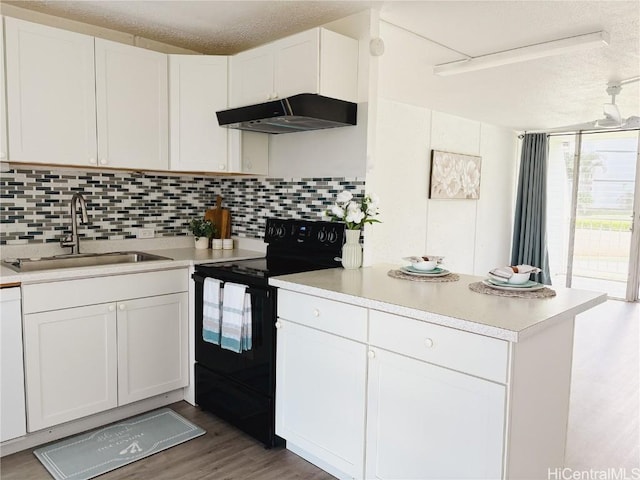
[137,228,155,239]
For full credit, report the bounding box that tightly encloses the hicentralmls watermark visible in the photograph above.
[548,468,640,480]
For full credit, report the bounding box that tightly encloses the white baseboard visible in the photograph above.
[0,389,184,457]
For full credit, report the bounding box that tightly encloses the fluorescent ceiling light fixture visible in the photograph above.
[433,31,609,76]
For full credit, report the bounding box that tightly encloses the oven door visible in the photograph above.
[192,272,276,397]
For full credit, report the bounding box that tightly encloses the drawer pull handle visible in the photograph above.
[424,338,434,348]
[108,305,116,312]
[313,309,320,317]
[368,350,376,359]
[275,321,282,329]
[119,304,126,311]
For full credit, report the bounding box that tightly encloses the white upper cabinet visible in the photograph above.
[168,55,229,172]
[230,46,274,107]
[95,38,168,170]
[0,18,8,162]
[230,28,358,107]
[169,55,268,175]
[227,130,269,175]
[5,18,168,171]
[4,17,97,165]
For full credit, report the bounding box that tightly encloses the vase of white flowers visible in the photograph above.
[325,190,380,269]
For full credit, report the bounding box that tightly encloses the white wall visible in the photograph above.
[267,104,368,178]
[364,21,517,275]
[364,99,430,265]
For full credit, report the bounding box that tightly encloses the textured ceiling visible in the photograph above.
[3,0,639,131]
[380,0,640,131]
[2,0,377,54]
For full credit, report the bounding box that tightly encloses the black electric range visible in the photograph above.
[192,218,345,447]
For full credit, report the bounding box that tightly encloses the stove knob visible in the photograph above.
[317,229,327,242]
[327,230,337,243]
[277,226,286,238]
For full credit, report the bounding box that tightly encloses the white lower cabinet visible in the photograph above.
[276,321,367,479]
[365,348,505,480]
[0,287,27,441]
[275,291,509,480]
[276,293,368,480]
[117,293,188,405]
[22,269,189,432]
[23,303,118,432]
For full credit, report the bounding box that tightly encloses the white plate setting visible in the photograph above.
[401,266,451,277]
[482,278,545,292]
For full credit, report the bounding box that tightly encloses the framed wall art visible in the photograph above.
[429,150,482,199]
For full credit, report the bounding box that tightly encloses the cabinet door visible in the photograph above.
[273,29,319,100]
[276,320,367,479]
[95,38,168,170]
[0,288,26,441]
[319,28,359,102]
[117,292,188,405]
[5,17,97,166]
[227,130,269,175]
[366,348,506,480]
[169,55,229,172]
[0,18,8,162]
[229,46,274,106]
[23,304,117,432]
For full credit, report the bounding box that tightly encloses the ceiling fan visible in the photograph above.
[546,77,640,132]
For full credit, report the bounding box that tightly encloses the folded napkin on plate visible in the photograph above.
[489,264,541,279]
[402,255,444,263]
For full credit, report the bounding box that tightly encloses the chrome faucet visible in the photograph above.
[60,193,89,254]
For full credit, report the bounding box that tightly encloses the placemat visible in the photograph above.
[388,269,460,282]
[468,281,556,298]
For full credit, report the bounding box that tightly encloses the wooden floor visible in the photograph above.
[565,300,640,470]
[1,300,637,479]
[0,401,334,480]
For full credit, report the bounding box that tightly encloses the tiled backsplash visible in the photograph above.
[0,167,365,245]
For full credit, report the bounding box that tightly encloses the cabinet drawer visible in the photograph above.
[369,310,508,383]
[23,268,188,314]
[278,290,367,342]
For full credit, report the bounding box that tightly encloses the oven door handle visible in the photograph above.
[192,273,270,293]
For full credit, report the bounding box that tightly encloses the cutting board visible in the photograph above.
[205,195,231,239]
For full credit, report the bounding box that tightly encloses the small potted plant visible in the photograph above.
[189,218,215,249]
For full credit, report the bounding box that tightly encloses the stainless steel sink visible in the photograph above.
[2,251,173,272]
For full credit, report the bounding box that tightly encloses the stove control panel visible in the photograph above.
[265,218,345,249]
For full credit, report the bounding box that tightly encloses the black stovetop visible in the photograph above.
[194,218,346,285]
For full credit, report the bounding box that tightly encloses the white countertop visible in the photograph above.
[0,247,264,285]
[269,264,607,342]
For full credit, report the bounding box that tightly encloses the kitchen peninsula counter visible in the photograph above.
[269,264,607,480]
[269,263,606,342]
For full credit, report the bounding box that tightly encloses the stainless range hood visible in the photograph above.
[216,93,357,134]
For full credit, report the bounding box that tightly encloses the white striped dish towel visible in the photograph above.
[202,278,222,345]
[221,282,252,353]
[241,293,252,352]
